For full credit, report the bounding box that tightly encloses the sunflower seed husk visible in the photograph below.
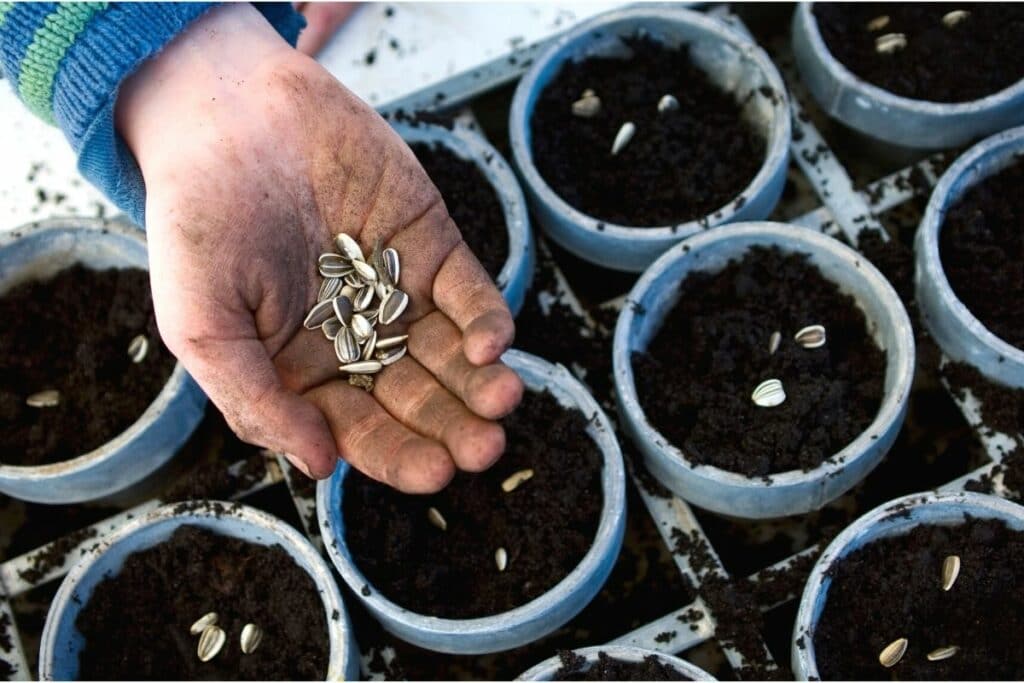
[339,360,383,375]
[318,253,348,268]
[376,334,410,350]
[332,296,354,326]
[927,645,959,662]
[769,331,782,355]
[322,317,342,341]
[942,9,970,27]
[319,276,343,302]
[197,625,226,662]
[794,324,827,349]
[942,554,961,591]
[128,334,149,363]
[189,612,219,636]
[501,468,534,493]
[377,344,407,366]
[319,261,351,278]
[875,32,907,54]
[375,281,391,301]
[335,233,364,262]
[362,330,378,361]
[571,93,602,118]
[657,94,679,113]
[379,289,409,326]
[495,547,508,572]
[866,14,890,31]
[352,259,378,283]
[240,623,263,655]
[879,637,908,668]
[611,122,636,155]
[365,309,379,325]
[354,285,375,312]
[371,238,386,278]
[383,248,400,286]
[303,299,335,330]
[351,313,373,341]
[427,506,447,531]
[340,284,359,301]
[335,329,361,364]
[344,272,364,288]
[751,379,786,408]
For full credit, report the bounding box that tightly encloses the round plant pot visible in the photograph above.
[915,125,1024,388]
[0,218,206,504]
[392,121,535,316]
[613,222,915,519]
[39,501,358,680]
[317,349,627,654]
[792,491,1024,680]
[791,3,1024,150]
[508,6,791,273]
[517,645,717,681]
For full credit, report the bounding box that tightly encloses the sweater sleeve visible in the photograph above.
[0,3,306,227]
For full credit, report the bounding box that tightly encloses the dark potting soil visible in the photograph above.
[530,35,765,227]
[813,516,1024,680]
[814,3,1024,103]
[343,390,603,619]
[410,142,509,280]
[633,246,887,477]
[0,265,175,466]
[552,650,691,681]
[75,525,328,680]
[939,159,1024,350]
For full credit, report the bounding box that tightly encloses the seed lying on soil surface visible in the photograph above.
[866,14,890,31]
[189,612,219,636]
[197,625,226,662]
[794,324,827,349]
[927,645,959,662]
[751,379,786,407]
[942,554,961,591]
[611,121,636,155]
[26,389,60,408]
[571,92,602,118]
[501,469,535,493]
[875,33,907,54]
[879,637,908,668]
[769,331,781,355]
[127,334,149,364]
[427,506,447,531]
[495,547,508,572]
[240,623,263,655]
[657,94,679,113]
[942,9,970,27]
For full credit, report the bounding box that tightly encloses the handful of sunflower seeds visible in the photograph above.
[303,233,410,391]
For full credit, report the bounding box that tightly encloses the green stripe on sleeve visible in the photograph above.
[0,3,15,26]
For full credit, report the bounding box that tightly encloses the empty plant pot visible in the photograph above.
[517,645,717,681]
[509,6,790,272]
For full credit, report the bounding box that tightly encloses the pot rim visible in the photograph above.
[516,645,717,681]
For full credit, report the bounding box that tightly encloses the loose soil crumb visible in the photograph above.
[943,362,1024,439]
[0,265,175,466]
[17,526,98,585]
[343,390,603,618]
[75,526,328,680]
[530,35,765,226]
[552,650,691,681]
[633,246,886,476]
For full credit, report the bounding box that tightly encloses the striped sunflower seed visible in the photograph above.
[352,259,378,283]
[322,317,342,341]
[942,9,970,27]
[353,285,375,312]
[376,334,409,350]
[657,94,679,113]
[332,296,354,326]
[427,506,447,531]
[340,284,358,301]
[794,324,826,349]
[875,32,907,54]
[501,469,534,493]
[128,334,149,364]
[335,233,364,262]
[351,313,373,341]
[866,14,890,31]
[942,554,960,591]
[240,623,263,655]
[769,331,781,355]
[319,261,351,278]
[879,637,908,668]
[377,344,407,366]
[611,121,636,155]
[362,331,378,361]
[379,289,409,326]
[383,248,400,286]
[344,272,364,288]
[335,329,361,364]
[495,547,508,572]
[752,379,786,408]
[318,253,348,268]
[189,612,219,636]
[339,360,383,375]
[198,624,226,662]
[303,299,335,330]
[319,277,343,302]
[26,390,60,408]
[375,280,391,301]
[927,645,959,662]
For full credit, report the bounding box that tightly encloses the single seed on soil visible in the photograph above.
[127,334,149,363]
[571,93,602,118]
[383,247,400,286]
[501,468,534,493]
[942,9,970,27]
[879,637,908,668]
[769,331,781,355]
[322,317,342,340]
[335,233,364,262]
[353,285,375,312]
[794,324,827,349]
[942,554,961,591]
[379,289,409,325]
[427,506,447,531]
[376,334,409,350]
[352,259,378,283]
[495,547,508,572]
[335,329,361,364]
[197,624,226,662]
[189,612,219,636]
[751,379,786,407]
[875,32,907,54]
[339,360,383,375]
[611,122,636,155]
[866,14,890,31]
[319,277,343,302]
[377,344,407,366]
[362,330,378,360]
[26,389,61,408]
[303,299,335,329]
[657,94,679,113]
[240,623,263,655]
[351,313,373,341]
[927,645,959,662]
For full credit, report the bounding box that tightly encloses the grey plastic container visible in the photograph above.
[39,501,359,680]
[508,6,791,273]
[915,125,1024,388]
[317,349,627,654]
[792,491,1024,679]
[613,222,916,519]
[392,121,535,316]
[517,645,717,681]
[792,3,1024,150]
[0,218,206,504]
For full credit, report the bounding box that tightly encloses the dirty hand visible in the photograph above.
[116,5,523,491]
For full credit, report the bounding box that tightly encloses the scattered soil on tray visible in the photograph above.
[939,159,1024,350]
[75,525,328,680]
[343,390,603,618]
[552,650,691,681]
[0,265,175,466]
[813,516,1024,680]
[410,142,509,280]
[530,35,765,226]
[633,246,887,476]
[814,3,1024,103]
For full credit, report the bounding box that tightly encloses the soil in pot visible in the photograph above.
[410,142,509,280]
[0,265,176,466]
[552,650,691,681]
[938,159,1024,350]
[74,525,328,680]
[343,389,603,618]
[814,4,1024,103]
[530,34,765,227]
[632,246,886,477]
[812,516,1024,680]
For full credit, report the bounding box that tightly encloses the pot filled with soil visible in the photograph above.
[40,500,358,680]
[614,222,915,519]
[392,121,535,316]
[509,6,790,272]
[317,349,626,654]
[518,646,716,681]
[792,3,1024,149]
[915,125,1024,388]
[0,218,206,504]
[793,491,1024,680]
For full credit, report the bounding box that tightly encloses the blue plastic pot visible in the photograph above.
[39,501,359,680]
[509,6,791,272]
[317,349,626,654]
[0,218,206,503]
[792,3,1024,150]
[792,491,1024,679]
[518,645,717,681]
[392,121,535,316]
[614,222,916,519]
[915,125,1024,388]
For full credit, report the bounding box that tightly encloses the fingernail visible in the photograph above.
[284,453,313,478]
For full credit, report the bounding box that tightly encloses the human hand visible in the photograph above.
[116,5,523,491]
[294,2,358,57]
